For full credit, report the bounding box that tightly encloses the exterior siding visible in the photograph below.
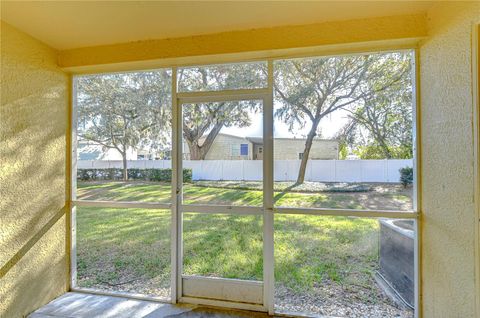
[202,134,338,160]
[204,134,253,160]
[274,139,338,160]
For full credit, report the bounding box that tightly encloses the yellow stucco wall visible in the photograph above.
[0,22,69,317]
[419,2,480,317]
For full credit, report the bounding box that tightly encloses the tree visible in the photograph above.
[345,58,413,159]
[77,71,171,180]
[274,52,411,184]
[334,119,358,160]
[179,64,263,159]
[183,101,259,159]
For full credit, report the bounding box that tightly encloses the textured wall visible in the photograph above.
[0,21,69,317]
[420,3,480,317]
[274,139,338,160]
[203,134,254,160]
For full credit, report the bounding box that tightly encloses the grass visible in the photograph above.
[76,207,379,295]
[77,180,412,210]
[75,181,411,311]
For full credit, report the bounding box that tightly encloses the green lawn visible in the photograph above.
[77,181,412,210]
[76,181,411,316]
[77,207,379,295]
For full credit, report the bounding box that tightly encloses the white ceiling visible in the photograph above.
[1,1,435,50]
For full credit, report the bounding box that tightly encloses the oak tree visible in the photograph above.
[77,70,172,180]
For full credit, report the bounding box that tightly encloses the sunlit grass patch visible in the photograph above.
[77,181,411,210]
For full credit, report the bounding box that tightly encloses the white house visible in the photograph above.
[77,140,137,160]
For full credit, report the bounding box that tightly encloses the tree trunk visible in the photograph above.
[188,143,205,160]
[374,133,393,159]
[379,141,393,159]
[185,122,224,160]
[122,152,128,181]
[297,120,321,184]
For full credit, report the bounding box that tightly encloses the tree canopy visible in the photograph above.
[77,54,414,182]
[274,52,412,182]
[342,55,413,159]
[179,63,264,159]
[77,70,172,179]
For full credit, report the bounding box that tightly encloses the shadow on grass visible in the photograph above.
[273,182,302,204]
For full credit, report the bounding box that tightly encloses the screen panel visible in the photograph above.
[181,100,264,207]
[177,62,267,92]
[75,207,171,299]
[272,51,415,212]
[75,69,172,204]
[274,214,415,317]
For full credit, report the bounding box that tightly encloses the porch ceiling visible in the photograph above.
[1,1,435,51]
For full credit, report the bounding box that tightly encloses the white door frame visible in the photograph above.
[170,63,275,314]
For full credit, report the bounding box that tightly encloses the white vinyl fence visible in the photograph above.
[78,159,413,183]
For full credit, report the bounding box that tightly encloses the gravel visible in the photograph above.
[79,277,413,318]
[275,283,413,318]
[77,276,171,300]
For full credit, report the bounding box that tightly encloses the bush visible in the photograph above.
[399,166,413,188]
[77,168,192,183]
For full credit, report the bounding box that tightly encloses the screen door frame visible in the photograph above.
[170,62,275,313]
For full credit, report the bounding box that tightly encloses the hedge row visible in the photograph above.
[77,168,192,182]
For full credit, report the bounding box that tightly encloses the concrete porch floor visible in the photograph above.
[28,292,278,318]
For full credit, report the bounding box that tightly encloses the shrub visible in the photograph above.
[183,169,192,183]
[399,166,413,188]
[77,168,192,183]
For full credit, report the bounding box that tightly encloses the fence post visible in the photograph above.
[385,159,388,182]
[221,160,224,181]
[242,160,245,181]
[334,159,337,182]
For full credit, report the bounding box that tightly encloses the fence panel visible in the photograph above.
[360,160,386,183]
[386,159,412,183]
[308,160,336,182]
[77,159,413,183]
[127,160,146,169]
[243,160,263,181]
[335,160,362,182]
[274,160,289,181]
[199,160,223,180]
[183,161,203,180]
[221,160,244,180]
[77,160,94,169]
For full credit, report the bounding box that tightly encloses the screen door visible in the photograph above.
[177,98,268,306]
